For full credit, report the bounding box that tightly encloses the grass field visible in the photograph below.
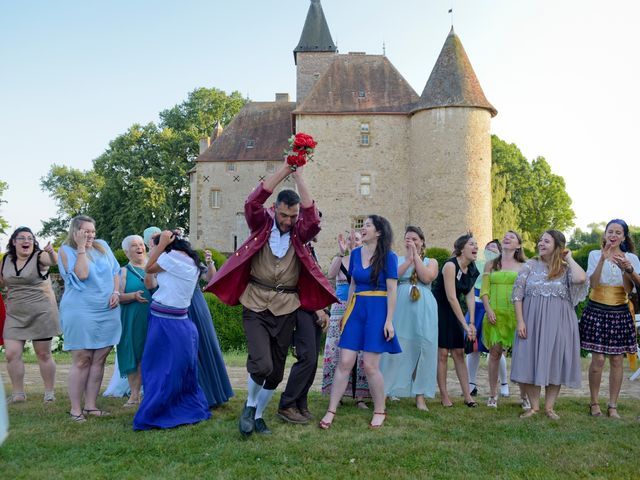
[1,388,639,479]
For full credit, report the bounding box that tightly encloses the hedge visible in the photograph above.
[203,292,246,351]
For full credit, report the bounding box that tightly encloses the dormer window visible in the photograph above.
[246,139,255,148]
[358,90,366,98]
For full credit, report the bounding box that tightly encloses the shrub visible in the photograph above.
[425,247,450,270]
[203,292,245,351]
[196,248,227,269]
[572,243,599,271]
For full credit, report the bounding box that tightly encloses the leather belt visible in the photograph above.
[249,276,298,294]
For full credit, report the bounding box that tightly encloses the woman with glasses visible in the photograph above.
[1,227,60,403]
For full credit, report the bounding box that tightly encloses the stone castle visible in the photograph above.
[189,0,496,266]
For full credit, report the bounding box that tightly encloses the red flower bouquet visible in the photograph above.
[285,132,317,171]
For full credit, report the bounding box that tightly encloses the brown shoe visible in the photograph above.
[298,408,314,420]
[277,407,309,424]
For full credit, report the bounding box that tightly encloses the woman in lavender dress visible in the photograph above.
[511,230,587,420]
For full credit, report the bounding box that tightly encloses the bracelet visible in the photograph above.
[77,251,86,255]
[112,291,120,296]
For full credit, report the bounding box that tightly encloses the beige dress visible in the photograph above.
[2,252,60,340]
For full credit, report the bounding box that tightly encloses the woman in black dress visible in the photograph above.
[433,233,479,407]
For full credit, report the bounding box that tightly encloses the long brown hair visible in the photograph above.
[492,231,527,271]
[537,229,566,280]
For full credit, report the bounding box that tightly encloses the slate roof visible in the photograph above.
[294,54,420,114]
[293,0,337,63]
[413,28,497,117]
[196,102,294,163]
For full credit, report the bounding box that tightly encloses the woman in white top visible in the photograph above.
[132,230,211,430]
[579,219,640,418]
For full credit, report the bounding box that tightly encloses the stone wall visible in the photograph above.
[296,52,337,106]
[409,107,492,251]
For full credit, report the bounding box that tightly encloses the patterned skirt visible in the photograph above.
[579,300,638,355]
[321,300,370,398]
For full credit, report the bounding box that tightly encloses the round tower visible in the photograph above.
[409,27,497,251]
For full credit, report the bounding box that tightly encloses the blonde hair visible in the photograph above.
[64,215,105,254]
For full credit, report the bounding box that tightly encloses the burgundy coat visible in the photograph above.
[205,182,338,311]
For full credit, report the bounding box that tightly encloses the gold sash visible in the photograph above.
[340,291,387,333]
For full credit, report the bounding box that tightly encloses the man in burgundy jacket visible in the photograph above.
[205,159,336,437]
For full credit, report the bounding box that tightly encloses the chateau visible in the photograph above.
[189,0,496,265]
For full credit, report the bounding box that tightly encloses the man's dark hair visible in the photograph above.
[276,189,300,207]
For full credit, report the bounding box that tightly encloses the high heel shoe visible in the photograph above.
[318,410,336,430]
[607,404,621,419]
[369,411,386,429]
[589,402,602,417]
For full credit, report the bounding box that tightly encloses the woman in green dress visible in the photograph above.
[481,231,527,408]
[117,235,155,407]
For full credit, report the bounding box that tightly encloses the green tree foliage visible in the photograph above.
[0,179,9,234]
[40,87,246,246]
[491,135,575,248]
[39,165,104,243]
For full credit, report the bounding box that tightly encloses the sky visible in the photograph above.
[1,0,639,247]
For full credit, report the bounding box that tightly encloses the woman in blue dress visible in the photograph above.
[380,226,438,411]
[319,215,401,429]
[58,215,122,422]
[133,230,210,430]
[188,249,234,408]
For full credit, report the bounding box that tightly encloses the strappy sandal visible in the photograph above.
[7,392,26,404]
[369,411,386,429]
[545,409,560,420]
[69,412,87,423]
[318,410,336,430]
[589,402,602,417]
[607,404,621,419]
[82,408,111,417]
[464,400,478,408]
[123,399,140,408]
[519,409,538,419]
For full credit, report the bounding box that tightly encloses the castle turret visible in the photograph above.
[294,0,337,105]
[410,27,497,249]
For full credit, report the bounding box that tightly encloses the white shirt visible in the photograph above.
[586,250,640,286]
[152,251,199,308]
[269,219,291,259]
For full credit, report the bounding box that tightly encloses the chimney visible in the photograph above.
[275,93,290,102]
[199,137,210,154]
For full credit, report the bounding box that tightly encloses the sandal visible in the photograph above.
[369,411,386,429]
[519,409,538,419]
[82,408,111,417]
[355,400,369,410]
[441,401,454,408]
[7,392,27,404]
[464,400,478,408]
[545,409,560,421]
[607,404,621,419]
[43,391,56,403]
[589,402,602,417]
[69,412,87,423]
[123,399,140,408]
[318,410,336,430]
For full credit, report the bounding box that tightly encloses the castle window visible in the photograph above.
[360,123,369,132]
[360,134,370,146]
[209,189,221,209]
[246,139,255,148]
[358,90,366,98]
[351,216,366,230]
[226,162,236,172]
[266,162,276,173]
[360,174,371,196]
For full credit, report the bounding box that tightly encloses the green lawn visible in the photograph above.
[1,388,638,479]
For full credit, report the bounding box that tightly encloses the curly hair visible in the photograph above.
[5,227,40,260]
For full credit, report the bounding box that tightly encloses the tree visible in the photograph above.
[491,135,575,248]
[40,87,247,246]
[0,179,9,234]
[39,165,104,242]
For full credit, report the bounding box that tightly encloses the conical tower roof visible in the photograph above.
[293,0,337,64]
[413,28,497,116]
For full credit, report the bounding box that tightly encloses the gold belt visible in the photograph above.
[340,291,387,333]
